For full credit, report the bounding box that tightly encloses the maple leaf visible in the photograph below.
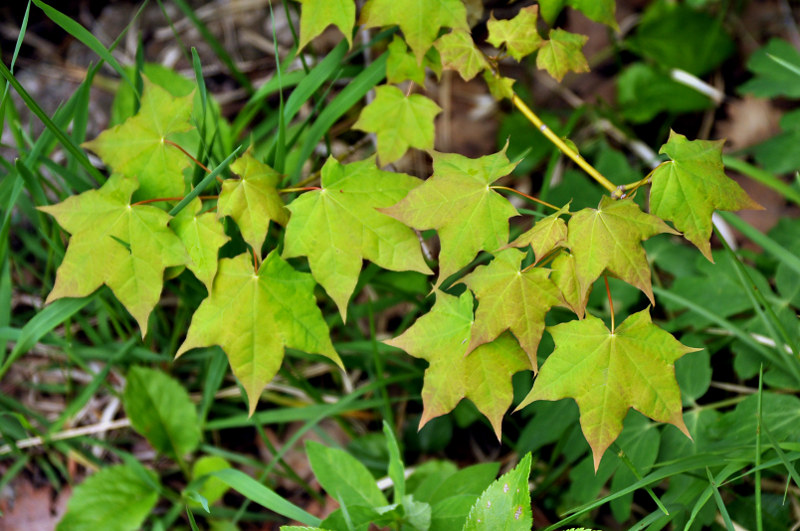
[83,78,194,200]
[482,70,515,101]
[217,152,288,255]
[387,35,426,85]
[434,29,489,81]
[176,251,342,415]
[360,0,468,63]
[295,0,355,51]
[507,204,569,263]
[536,29,589,82]
[650,131,763,261]
[385,290,530,438]
[353,85,441,166]
[461,248,561,368]
[382,148,519,287]
[39,175,189,336]
[568,196,677,307]
[283,157,432,320]
[169,197,229,293]
[486,5,543,62]
[517,309,698,469]
[549,252,587,318]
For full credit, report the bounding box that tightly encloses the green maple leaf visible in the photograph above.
[434,29,489,81]
[517,309,697,469]
[650,131,763,261]
[360,0,468,63]
[217,152,288,255]
[507,204,569,263]
[83,78,194,200]
[169,197,229,293]
[176,251,342,415]
[295,0,355,50]
[536,29,589,82]
[39,175,188,336]
[568,196,677,307]
[382,148,519,287]
[385,290,530,438]
[486,5,543,62]
[283,157,432,319]
[461,248,561,368]
[482,70,516,101]
[549,252,587,318]
[387,35,427,85]
[353,85,441,166]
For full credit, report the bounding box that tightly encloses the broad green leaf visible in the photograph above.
[422,462,499,505]
[565,0,617,30]
[295,0,355,50]
[461,248,561,367]
[518,309,698,469]
[123,366,201,459]
[382,148,518,287]
[739,38,800,98]
[486,6,543,61]
[306,440,388,508]
[507,204,569,263]
[650,131,763,261]
[387,35,427,85]
[360,0,468,63]
[483,71,515,101]
[568,196,676,307]
[627,1,734,77]
[353,84,441,166]
[38,175,188,336]
[284,157,432,319]
[57,465,160,531]
[616,62,713,123]
[170,197,229,292]
[83,78,194,200]
[176,251,342,415]
[434,29,489,81]
[462,453,532,531]
[536,29,589,82]
[539,0,616,29]
[385,291,530,438]
[190,456,232,508]
[217,152,288,255]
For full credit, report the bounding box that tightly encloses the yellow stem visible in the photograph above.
[510,92,616,194]
[490,186,560,211]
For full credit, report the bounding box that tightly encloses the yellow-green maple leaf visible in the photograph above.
[536,29,589,82]
[461,248,561,368]
[650,131,763,261]
[295,0,355,50]
[169,197,229,293]
[517,309,697,469]
[83,78,194,200]
[382,148,519,287]
[360,0,468,63]
[283,157,432,320]
[507,204,570,263]
[387,35,427,85]
[353,84,441,166]
[434,29,489,81]
[482,70,516,101]
[176,251,342,415]
[549,252,587,319]
[217,152,288,255]
[39,175,189,336]
[568,196,677,309]
[486,5,543,62]
[385,290,530,438]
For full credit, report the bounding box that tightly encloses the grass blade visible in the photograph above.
[168,146,241,216]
